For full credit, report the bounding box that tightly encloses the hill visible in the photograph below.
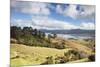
[11,44,71,66]
[40,29,95,35]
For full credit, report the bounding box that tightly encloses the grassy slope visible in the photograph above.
[51,38,93,55]
[10,44,72,67]
[10,38,94,67]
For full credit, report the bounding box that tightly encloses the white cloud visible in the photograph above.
[11,1,50,15]
[63,5,78,19]
[31,15,79,30]
[56,4,95,20]
[77,5,95,20]
[11,1,95,30]
[11,16,79,30]
[80,22,95,30]
[11,16,95,30]
[11,19,33,28]
[79,5,95,16]
[56,5,63,14]
[11,1,95,21]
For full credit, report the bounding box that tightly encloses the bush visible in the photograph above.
[88,54,95,61]
[55,56,68,64]
[64,50,81,61]
[41,56,54,65]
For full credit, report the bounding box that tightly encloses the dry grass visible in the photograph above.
[10,38,94,67]
[51,38,93,55]
[68,58,89,63]
[10,44,72,66]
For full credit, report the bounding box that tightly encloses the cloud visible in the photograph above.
[56,4,77,19]
[77,5,95,20]
[56,4,95,20]
[11,15,95,30]
[63,5,78,19]
[11,19,33,28]
[56,5,63,14]
[11,1,95,30]
[31,15,79,30]
[11,16,79,30]
[11,1,50,15]
[80,22,95,30]
[11,1,95,21]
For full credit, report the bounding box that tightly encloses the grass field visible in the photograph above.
[11,38,94,67]
[10,43,73,67]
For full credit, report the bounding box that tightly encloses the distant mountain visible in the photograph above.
[40,29,95,34]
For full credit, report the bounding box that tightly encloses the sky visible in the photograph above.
[11,0,95,30]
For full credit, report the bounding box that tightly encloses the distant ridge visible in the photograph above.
[40,29,95,34]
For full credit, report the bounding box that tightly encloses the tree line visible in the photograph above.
[10,26,65,49]
[11,26,46,39]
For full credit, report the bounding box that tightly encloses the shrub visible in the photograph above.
[41,56,54,65]
[64,50,81,61]
[55,56,68,64]
[88,54,95,61]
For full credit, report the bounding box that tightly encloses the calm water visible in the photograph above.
[57,34,94,39]
[46,33,95,39]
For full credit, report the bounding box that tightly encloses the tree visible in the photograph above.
[11,26,22,39]
[53,33,57,38]
[22,27,33,36]
[38,30,42,38]
[33,28,38,36]
[48,34,51,43]
[42,32,45,39]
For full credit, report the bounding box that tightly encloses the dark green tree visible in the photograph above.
[42,32,45,39]
[10,26,22,39]
[33,28,38,36]
[22,27,33,36]
[48,34,51,43]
